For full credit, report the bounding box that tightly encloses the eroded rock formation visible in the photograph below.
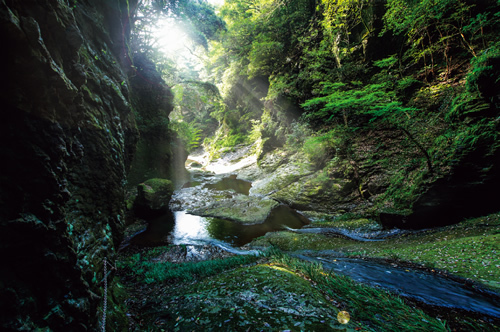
[0,0,139,330]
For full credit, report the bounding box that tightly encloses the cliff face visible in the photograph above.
[0,0,139,330]
[127,53,188,187]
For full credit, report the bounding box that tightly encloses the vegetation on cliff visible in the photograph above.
[3,0,500,330]
[172,0,500,226]
[126,0,500,223]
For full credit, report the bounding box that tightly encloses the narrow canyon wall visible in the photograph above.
[0,0,139,330]
[127,53,189,187]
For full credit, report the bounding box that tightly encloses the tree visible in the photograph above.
[301,81,434,173]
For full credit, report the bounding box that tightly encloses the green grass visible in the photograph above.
[313,217,379,230]
[117,246,259,283]
[250,212,500,290]
[121,249,448,331]
[162,262,350,331]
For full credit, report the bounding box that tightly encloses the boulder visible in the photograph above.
[134,178,174,218]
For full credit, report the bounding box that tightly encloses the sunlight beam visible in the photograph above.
[154,19,188,54]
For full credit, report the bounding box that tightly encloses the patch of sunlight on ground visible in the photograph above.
[205,154,257,174]
[187,148,257,174]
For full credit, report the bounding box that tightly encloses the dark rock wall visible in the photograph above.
[127,53,189,187]
[406,140,500,229]
[0,0,139,330]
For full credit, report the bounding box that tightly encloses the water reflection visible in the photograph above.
[172,205,309,247]
[172,211,210,245]
[129,212,175,246]
[203,174,252,195]
[129,171,309,247]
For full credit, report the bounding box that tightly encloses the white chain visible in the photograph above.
[101,257,108,332]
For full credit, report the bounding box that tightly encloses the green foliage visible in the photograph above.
[212,0,318,106]
[118,248,258,283]
[248,39,284,78]
[168,80,224,152]
[301,81,416,127]
[396,76,421,92]
[169,120,202,152]
[320,0,371,66]
[141,178,173,193]
[285,121,313,148]
[466,41,500,95]
[383,0,500,77]
[303,130,339,165]
[381,165,428,209]
[373,54,398,69]
[203,126,247,160]
[444,90,490,122]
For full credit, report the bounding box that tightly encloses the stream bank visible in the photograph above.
[119,145,500,331]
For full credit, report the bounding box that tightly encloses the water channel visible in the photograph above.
[295,252,500,320]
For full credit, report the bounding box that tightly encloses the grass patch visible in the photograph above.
[252,231,356,251]
[379,234,500,287]
[347,213,500,289]
[117,246,259,283]
[125,250,447,331]
[160,262,351,331]
[312,217,380,231]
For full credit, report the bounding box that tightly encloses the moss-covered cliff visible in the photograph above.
[203,0,500,229]
[0,0,142,330]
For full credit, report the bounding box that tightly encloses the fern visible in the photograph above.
[301,81,415,126]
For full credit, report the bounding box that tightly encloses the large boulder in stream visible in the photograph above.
[191,195,280,224]
[170,174,280,224]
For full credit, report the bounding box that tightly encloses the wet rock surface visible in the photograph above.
[194,146,373,215]
[171,173,280,224]
[0,0,139,330]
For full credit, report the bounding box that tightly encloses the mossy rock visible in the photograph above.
[134,178,173,218]
[188,161,203,168]
[191,196,279,224]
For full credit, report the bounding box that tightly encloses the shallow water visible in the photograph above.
[134,205,308,247]
[294,252,500,319]
[203,174,252,195]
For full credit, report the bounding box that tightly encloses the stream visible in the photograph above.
[129,157,500,322]
[130,172,310,248]
[294,252,500,320]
